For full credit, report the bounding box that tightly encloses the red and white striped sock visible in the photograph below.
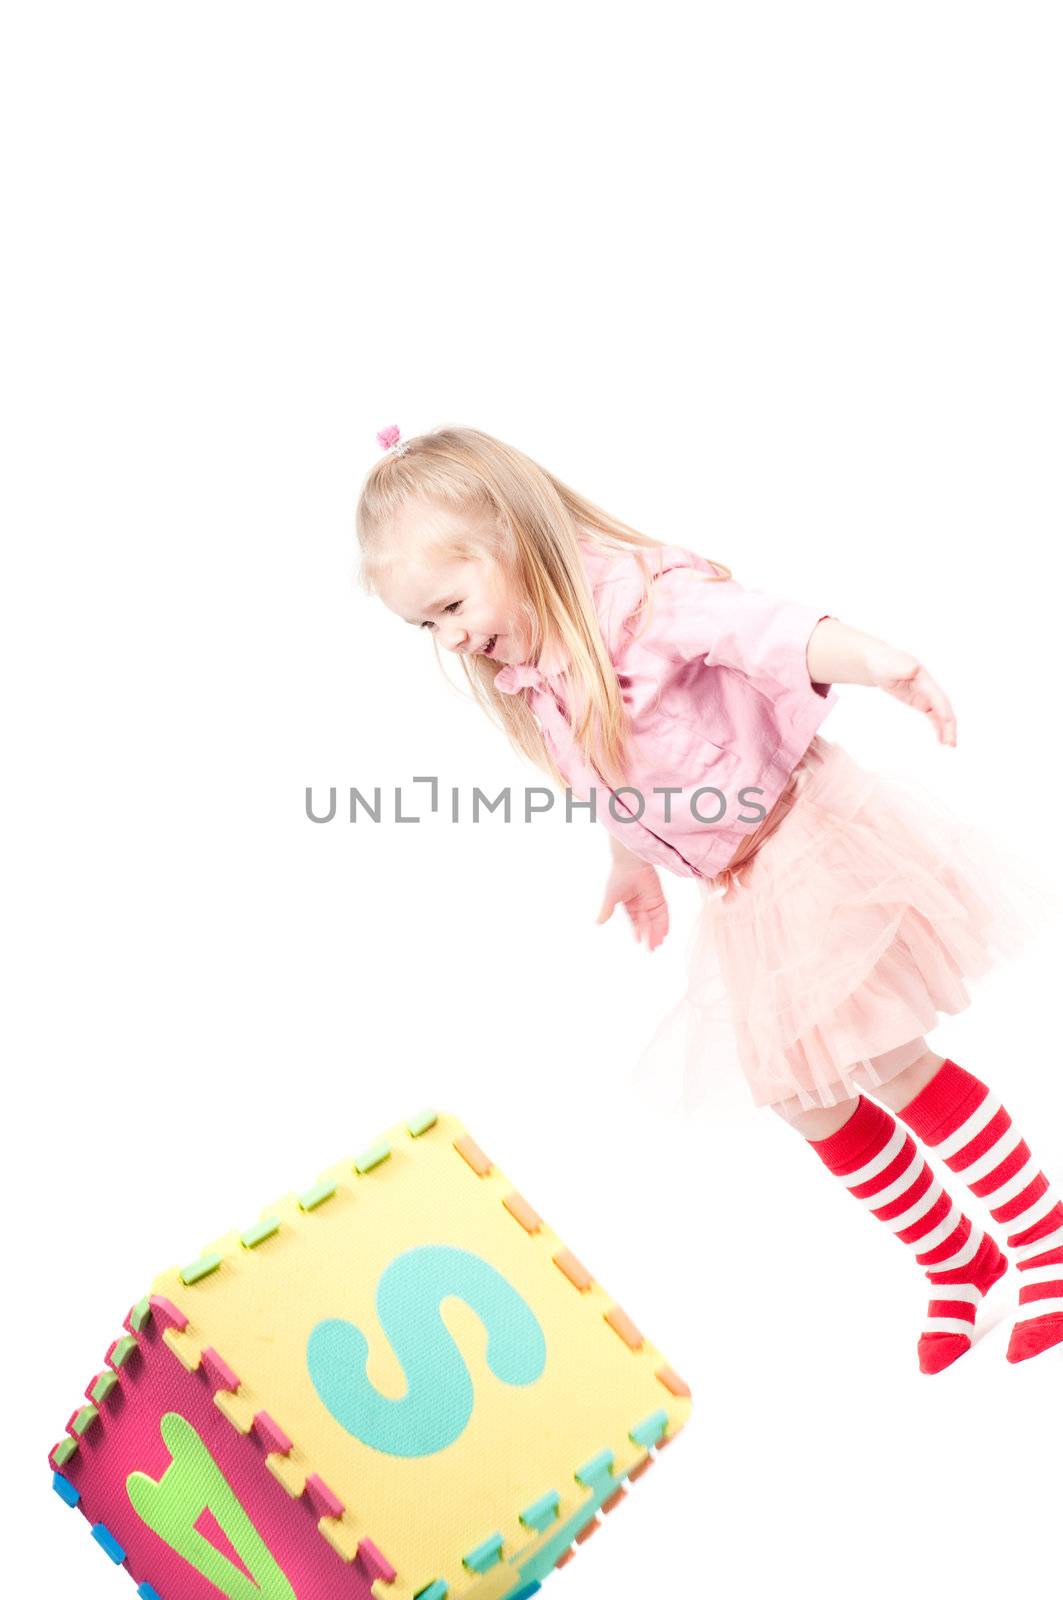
[809,1096,1008,1374]
[898,1058,1063,1365]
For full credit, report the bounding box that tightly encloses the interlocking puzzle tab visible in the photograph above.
[49,1110,692,1599]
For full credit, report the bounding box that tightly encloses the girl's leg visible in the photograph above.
[779,1093,1007,1373]
[876,1048,1063,1364]
[870,1049,947,1113]
[872,1048,947,1111]
[785,1100,858,1141]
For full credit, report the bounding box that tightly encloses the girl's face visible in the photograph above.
[377,512,533,666]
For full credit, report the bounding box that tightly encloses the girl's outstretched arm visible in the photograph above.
[595,833,671,950]
[806,617,957,746]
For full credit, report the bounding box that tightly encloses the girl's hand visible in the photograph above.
[595,858,670,950]
[866,642,957,746]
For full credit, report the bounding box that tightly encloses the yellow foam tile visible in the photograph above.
[148,1110,692,1598]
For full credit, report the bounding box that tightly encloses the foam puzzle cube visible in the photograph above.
[49,1109,692,1599]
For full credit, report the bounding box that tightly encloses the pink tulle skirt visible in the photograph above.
[633,735,1055,1122]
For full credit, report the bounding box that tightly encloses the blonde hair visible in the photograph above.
[355,425,731,789]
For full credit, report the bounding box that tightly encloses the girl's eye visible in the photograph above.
[421,600,462,630]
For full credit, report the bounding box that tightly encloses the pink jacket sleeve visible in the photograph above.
[632,557,834,701]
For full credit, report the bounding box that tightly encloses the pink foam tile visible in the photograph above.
[57,1313,392,1599]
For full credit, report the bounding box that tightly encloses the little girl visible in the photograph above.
[355,422,1062,1375]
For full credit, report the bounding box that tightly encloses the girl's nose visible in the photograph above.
[441,624,470,654]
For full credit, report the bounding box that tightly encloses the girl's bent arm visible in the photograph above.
[806,618,957,746]
[608,831,643,865]
[806,617,892,687]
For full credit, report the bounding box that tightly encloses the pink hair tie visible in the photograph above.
[376,424,405,452]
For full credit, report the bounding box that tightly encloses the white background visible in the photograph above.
[4,4,1063,1597]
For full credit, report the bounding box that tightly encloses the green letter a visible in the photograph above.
[127,1412,297,1599]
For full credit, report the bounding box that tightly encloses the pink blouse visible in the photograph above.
[494,539,837,881]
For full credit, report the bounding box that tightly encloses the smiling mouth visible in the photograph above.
[482,635,498,656]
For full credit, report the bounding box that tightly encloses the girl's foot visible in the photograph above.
[895,1058,1063,1365]
[807,1096,1007,1373]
